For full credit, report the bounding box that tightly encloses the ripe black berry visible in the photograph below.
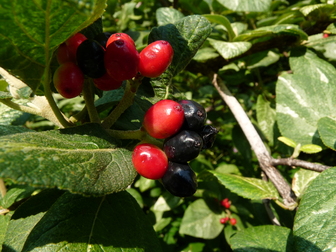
[94,32,112,48]
[198,125,219,149]
[162,162,197,197]
[76,39,106,78]
[179,100,207,130]
[163,130,203,162]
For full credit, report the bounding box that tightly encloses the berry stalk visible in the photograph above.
[101,76,143,129]
[82,79,101,123]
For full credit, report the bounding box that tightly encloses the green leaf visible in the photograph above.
[293,167,336,251]
[318,116,336,150]
[156,7,184,26]
[0,185,35,209]
[217,0,272,12]
[0,0,106,91]
[208,39,252,60]
[148,15,211,98]
[299,144,322,154]
[0,215,10,247]
[231,225,293,251]
[0,125,33,137]
[3,189,162,251]
[276,48,336,146]
[278,136,297,148]
[256,95,276,145]
[179,199,224,239]
[300,3,336,16]
[292,169,320,198]
[234,24,308,43]
[209,170,279,200]
[203,14,236,41]
[0,124,137,196]
[246,50,280,69]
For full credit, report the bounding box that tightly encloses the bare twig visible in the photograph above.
[0,179,6,198]
[212,74,297,207]
[271,158,331,172]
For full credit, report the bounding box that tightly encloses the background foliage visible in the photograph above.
[1,0,336,251]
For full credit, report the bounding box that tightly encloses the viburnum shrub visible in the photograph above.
[1,2,336,252]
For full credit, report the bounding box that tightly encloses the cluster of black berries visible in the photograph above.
[161,100,218,197]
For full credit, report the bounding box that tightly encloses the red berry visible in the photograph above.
[138,40,174,78]
[104,39,139,81]
[65,33,87,62]
[106,33,135,48]
[229,218,237,226]
[132,143,168,180]
[220,217,229,224]
[143,100,185,139]
[323,33,329,38]
[56,43,73,64]
[221,198,231,209]
[53,62,84,98]
[93,72,123,91]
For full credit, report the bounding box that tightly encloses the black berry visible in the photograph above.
[179,100,207,130]
[162,162,197,197]
[163,130,203,162]
[94,32,112,48]
[76,39,106,78]
[198,125,219,149]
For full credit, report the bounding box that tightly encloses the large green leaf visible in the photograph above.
[292,169,320,199]
[209,170,279,200]
[276,48,336,145]
[230,225,293,251]
[148,15,211,98]
[3,189,162,251]
[208,39,252,60]
[217,0,272,12]
[256,95,276,145]
[293,167,336,251]
[0,0,106,91]
[317,116,336,150]
[0,124,136,196]
[156,7,184,26]
[179,199,224,239]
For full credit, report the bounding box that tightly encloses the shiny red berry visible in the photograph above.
[132,143,168,180]
[221,198,231,209]
[143,100,185,139]
[220,217,229,224]
[53,62,84,98]
[106,33,135,48]
[138,40,174,78]
[93,72,123,91]
[56,43,73,64]
[65,33,87,62]
[104,39,139,81]
[229,218,237,226]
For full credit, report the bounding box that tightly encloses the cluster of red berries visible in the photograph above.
[132,99,218,197]
[53,32,174,98]
[219,198,237,226]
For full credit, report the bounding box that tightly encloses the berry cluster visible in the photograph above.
[132,99,218,197]
[218,198,237,226]
[53,32,174,98]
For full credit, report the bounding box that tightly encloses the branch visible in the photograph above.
[212,74,297,207]
[271,158,331,172]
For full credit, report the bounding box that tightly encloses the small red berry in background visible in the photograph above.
[138,40,174,78]
[53,62,84,99]
[221,198,231,209]
[104,39,139,81]
[65,33,87,62]
[220,217,229,224]
[132,143,168,180]
[323,33,329,38]
[143,99,185,139]
[106,33,135,47]
[229,218,237,226]
[93,72,123,91]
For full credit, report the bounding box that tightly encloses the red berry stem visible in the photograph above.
[101,75,143,129]
[82,79,101,123]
